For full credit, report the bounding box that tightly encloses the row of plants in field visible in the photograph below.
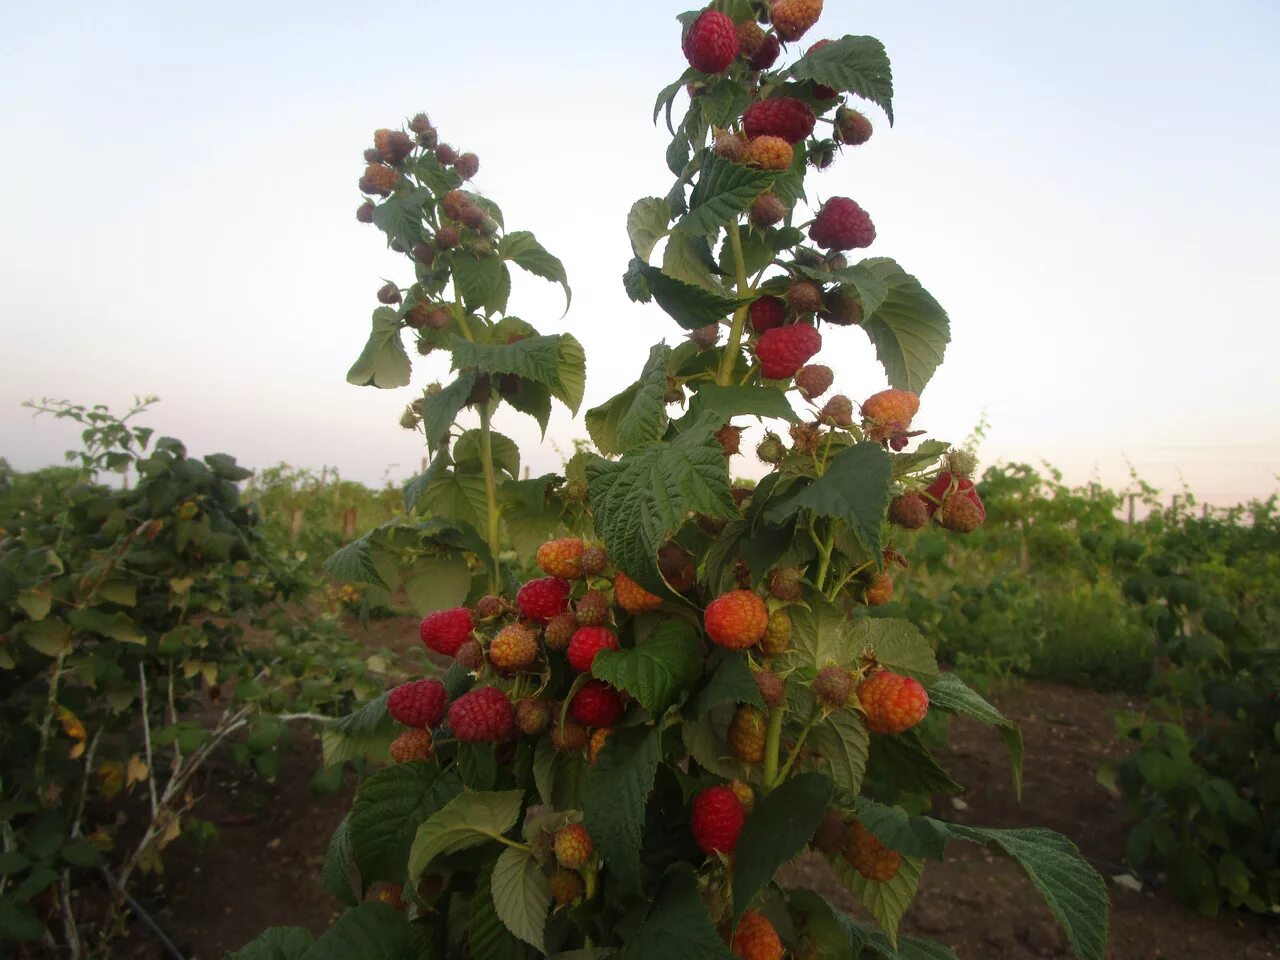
[234,3,1110,959]
[0,401,382,952]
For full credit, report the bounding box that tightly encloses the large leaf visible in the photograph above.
[228,926,315,960]
[855,798,950,861]
[620,869,736,960]
[587,415,738,594]
[321,816,358,907]
[321,693,397,767]
[866,732,963,797]
[795,263,889,317]
[371,187,430,251]
[349,763,462,885]
[302,902,418,960]
[628,197,672,262]
[421,371,477,451]
[407,790,525,882]
[491,846,550,953]
[765,442,892,558]
[585,344,671,456]
[452,251,507,314]
[809,709,870,803]
[829,853,924,947]
[663,232,723,291]
[678,153,778,236]
[323,537,387,589]
[583,724,663,893]
[66,608,145,645]
[499,230,572,310]
[685,384,799,424]
[927,672,1023,797]
[850,619,938,685]
[732,772,832,919]
[470,863,533,960]
[859,258,950,395]
[777,598,858,674]
[789,888,959,960]
[592,621,703,716]
[347,307,411,388]
[791,35,894,124]
[684,650,764,719]
[401,555,471,617]
[644,264,745,331]
[452,334,586,414]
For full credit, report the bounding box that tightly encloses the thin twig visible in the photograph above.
[139,663,158,819]
[60,870,83,960]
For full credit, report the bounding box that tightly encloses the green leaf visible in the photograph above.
[470,863,532,960]
[321,693,397,767]
[791,36,895,124]
[795,263,889,317]
[491,846,550,953]
[499,230,572,310]
[587,416,738,594]
[227,926,315,960]
[459,744,498,790]
[21,619,71,656]
[349,763,462,885]
[927,672,1023,797]
[371,187,430,251]
[585,344,671,456]
[66,607,145,645]
[866,732,963,796]
[17,589,51,621]
[765,442,891,557]
[809,710,870,803]
[452,334,586,414]
[891,439,950,478]
[939,825,1108,960]
[503,377,554,435]
[732,772,833,919]
[422,371,477,451]
[321,816,358,907]
[829,853,922,946]
[323,537,388,589]
[685,650,765,719]
[855,798,950,861]
[628,197,671,262]
[623,256,654,303]
[719,225,775,278]
[776,598,858,674]
[644,265,744,330]
[413,154,462,194]
[96,580,137,607]
[418,470,490,537]
[455,429,520,479]
[347,307,411,389]
[0,900,45,942]
[620,869,736,960]
[678,153,778,236]
[859,258,951,395]
[583,724,663,893]
[407,790,524,883]
[685,383,800,424]
[851,619,939,685]
[592,621,703,716]
[663,232,723,291]
[301,901,418,960]
[789,888,960,960]
[682,711,751,781]
[402,556,471,616]
[653,68,698,132]
[700,78,753,127]
[452,251,506,314]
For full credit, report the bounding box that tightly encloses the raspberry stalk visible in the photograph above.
[761,702,787,792]
[715,226,752,386]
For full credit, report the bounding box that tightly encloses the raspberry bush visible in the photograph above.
[236,4,1110,958]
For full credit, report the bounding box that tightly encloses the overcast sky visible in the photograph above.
[2,1,1277,506]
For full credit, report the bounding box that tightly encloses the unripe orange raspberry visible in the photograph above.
[548,867,584,905]
[812,808,846,854]
[488,623,539,671]
[373,128,413,165]
[369,882,407,910]
[746,135,794,171]
[861,389,920,442]
[732,910,784,960]
[551,717,589,753]
[614,571,663,614]
[728,704,768,763]
[704,591,768,649]
[729,779,756,814]
[857,669,929,734]
[770,0,823,42]
[362,163,399,194]
[865,572,893,606]
[843,821,901,882]
[760,608,792,657]
[537,537,585,578]
[553,823,593,869]
[389,728,433,763]
[587,726,613,764]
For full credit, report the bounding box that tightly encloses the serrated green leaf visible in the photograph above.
[623,256,654,303]
[586,416,737,594]
[321,816,358,907]
[765,442,892,558]
[592,621,702,716]
[620,869,736,960]
[452,251,506,315]
[858,258,950,394]
[323,537,388,589]
[17,589,51,621]
[685,383,799,424]
[499,230,571,310]
[719,226,775,278]
[418,469,490,535]
[855,798,949,861]
[414,154,462,194]
[700,78,752,127]
[371,187,430,251]
[732,772,832,919]
[891,439,950,478]
[455,428,520,479]
[583,724,663,893]
[795,263,889,317]
[407,790,524,883]
[851,619,938,685]
[678,153,778,236]
[663,232,723,291]
[865,732,963,797]
[321,693,397,767]
[585,344,671,457]
[227,926,315,960]
[928,672,1023,797]
[349,763,462,885]
[347,307,411,389]
[66,607,145,645]
[685,650,765,719]
[776,598,858,674]
[470,863,532,960]
[809,709,870,803]
[791,36,895,124]
[628,197,671,262]
[452,334,585,414]
[302,901,418,960]
[491,846,550,953]
[644,264,744,330]
[422,370,477,452]
[829,851,922,945]
[682,709,751,781]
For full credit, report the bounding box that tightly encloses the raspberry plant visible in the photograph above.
[237,4,1110,958]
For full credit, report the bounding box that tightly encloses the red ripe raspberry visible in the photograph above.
[682,9,740,74]
[865,572,893,606]
[419,607,474,657]
[567,626,620,673]
[732,910,784,960]
[489,623,539,672]
[447,686,515,742]
[835,106,874,146]
[750,32,781,70]
[809,197,876,251]
[691,785,746,856]
[517,577,571,623]
[813,664,853,707]
[746,135,794,171]
[806,40,839,99]
[387,679,448,728]
[743,97,816,144]
[435,144,458,165]
[795,364,833,400]
[889,492,930,530]
[356,200,374,223]
[858,670,929,734]
[704,590,769,649]
[728,704,767,763]
[553,823,593,869]
[548,867,583,905]
[843,821,902,882]
[926,472,987,532]
[537,537,585,579]
[770,0,823,42]
[756,324,822,380]
[749,296,789,333]
[614,571,663,614]
[570,681,625,728]
[388,728,433,763]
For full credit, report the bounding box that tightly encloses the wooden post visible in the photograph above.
[290,508,303,539]
[1127,494,1136,527]
[343,508,358,541]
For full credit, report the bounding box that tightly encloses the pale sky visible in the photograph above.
[2,1,1278,506]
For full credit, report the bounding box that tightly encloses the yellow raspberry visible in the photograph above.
[553,823,593,869]
[842,821,901,882]
[770,0,823,42]
[728,704,768,763]
[861,388,920,442]
[588,726,613,765]
[729,779,756,814]
[746,135,795,171]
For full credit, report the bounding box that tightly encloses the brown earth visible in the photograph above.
[118,618,1279,960]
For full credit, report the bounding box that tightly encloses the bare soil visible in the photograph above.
[118,617,1279,960]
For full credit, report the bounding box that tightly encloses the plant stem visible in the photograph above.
[813,521,835,593]
[762,701,787,792]
[477,405,503,591]
[715,222,752,386]
[776,707,822,783]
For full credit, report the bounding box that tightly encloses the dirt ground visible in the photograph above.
[118,616,1280,960]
